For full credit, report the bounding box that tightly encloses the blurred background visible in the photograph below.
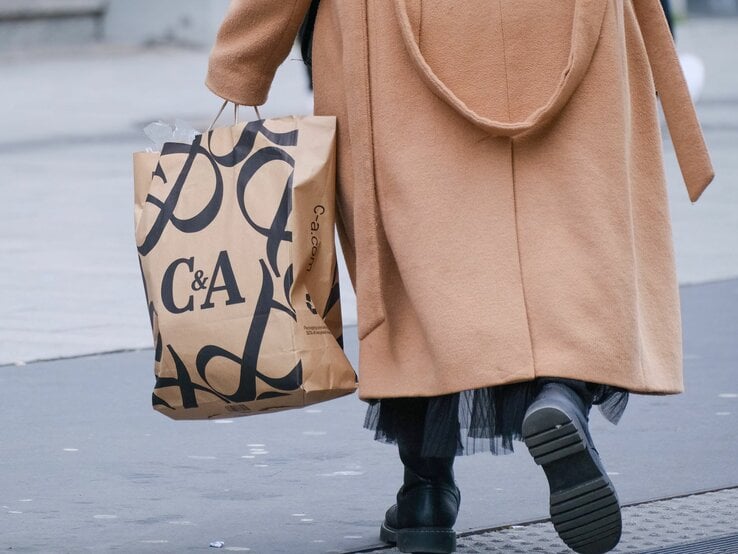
[1,1,736,553]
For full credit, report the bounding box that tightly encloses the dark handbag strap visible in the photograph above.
[299,0,322,69]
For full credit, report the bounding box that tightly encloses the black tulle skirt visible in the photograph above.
[363,378,629,458]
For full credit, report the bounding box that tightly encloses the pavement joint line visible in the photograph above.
[342,485,738,554]
[0,325,362,368]
[696,96,738,105]
[598,483,738,511]
[635,532,738,554]
[0,346,149,368]
[0,130,149,154]
[3,274,736,367]
[0,114,217,154]
[698,122,738,132]
[678,275,738,288]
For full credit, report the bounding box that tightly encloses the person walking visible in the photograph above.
[206,1,714,553]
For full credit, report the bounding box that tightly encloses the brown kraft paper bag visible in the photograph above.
[133,115,357,420]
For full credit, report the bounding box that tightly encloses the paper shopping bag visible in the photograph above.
[133,115,357,419]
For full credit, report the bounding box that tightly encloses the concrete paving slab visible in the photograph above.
[1,278,737,553]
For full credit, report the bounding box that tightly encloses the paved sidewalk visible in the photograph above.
[1,18,738,365]
[1,277,736,553]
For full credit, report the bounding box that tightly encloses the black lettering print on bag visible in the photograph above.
[306,293,318,315]
[138,136,223,257]
[323,261,341,320]
[160,251,247,314]
[161,257,195,314]
[306,204,325,272]
[208,119,298,168]
[200,251,246,309]
[236,146,295,278]
[139,120,298,256]
[191,270,208,291]
[140,120,312,409]
[153,259,300,407]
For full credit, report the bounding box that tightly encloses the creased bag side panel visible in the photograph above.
[289,115,357,397]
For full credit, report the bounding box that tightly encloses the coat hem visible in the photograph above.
[357,372,683,402]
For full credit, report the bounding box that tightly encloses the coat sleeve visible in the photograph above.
[206,0,312,106]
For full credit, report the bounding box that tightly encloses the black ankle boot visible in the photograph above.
[522,381,622,554]
[380,450,460,553]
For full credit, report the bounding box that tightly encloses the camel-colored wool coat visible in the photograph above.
[207,0,714,400]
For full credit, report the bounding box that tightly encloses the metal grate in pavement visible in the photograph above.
[637,532,738,553]
[355,487,738,553]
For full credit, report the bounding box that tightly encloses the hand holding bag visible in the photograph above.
[133,105,357,420]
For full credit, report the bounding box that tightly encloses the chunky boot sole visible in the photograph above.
[380,521,456,554]
[522,405,622,554]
